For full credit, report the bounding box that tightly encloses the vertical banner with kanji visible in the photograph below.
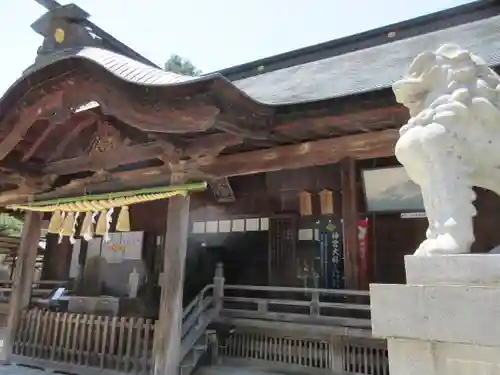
[358,218,369,289]
[317,217,344,289]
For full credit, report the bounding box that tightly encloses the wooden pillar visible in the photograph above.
[341,158,359,290]
[213,262,225,314]
[0,212,42,362]
[41,234,72,280]
[153,193,190,375]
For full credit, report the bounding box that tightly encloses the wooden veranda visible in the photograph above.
[10,265,388,375]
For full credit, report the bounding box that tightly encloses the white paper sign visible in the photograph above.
[192,221,206,234]
[232,219,245,232]
[298,229,313,241]
[206,221,218,233]
[260,218,269,231]
[246,218,259,231]
[122,231,144,260]
[102,233,124,263]
[218,220,231,233]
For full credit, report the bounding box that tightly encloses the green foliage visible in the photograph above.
[164,54,202,76]
[0,213,23,237]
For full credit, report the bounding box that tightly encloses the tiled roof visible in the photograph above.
[232,14,500,105]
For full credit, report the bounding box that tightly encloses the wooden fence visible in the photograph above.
[13,309,155,374]
[9,271,384,375]
[219,332,389,375]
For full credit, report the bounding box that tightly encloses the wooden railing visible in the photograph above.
[0,280,66,309]
[0,280,67,324]
[221,284,371,330]
[12,309,155,374]
[180,284,216,359]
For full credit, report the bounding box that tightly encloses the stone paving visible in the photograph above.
[0,364,295,375]
[0,365,52,375]
[196,366,301,375]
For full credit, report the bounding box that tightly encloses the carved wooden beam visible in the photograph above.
[43,141,167,175]
[0,89,65,161]
[21,120,56,162]
[42,132,243,176]
[69,78,222,134]
[271,106,406,135]
[46,114,98,162]
[200,129,398,177]
[0,154,44,179]
[21,112,97,163]
[67,129,398,190]
[0,129,398,205]
[214,120,270,140]
[182,133,244,160]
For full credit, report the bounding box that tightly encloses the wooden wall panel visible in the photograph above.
[130,200,169,234]
[190,165,343,221]
[371,188,500,285]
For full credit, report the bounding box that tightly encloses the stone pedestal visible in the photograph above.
[370,255,500,375]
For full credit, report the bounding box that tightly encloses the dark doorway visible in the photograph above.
[184,231,268,304]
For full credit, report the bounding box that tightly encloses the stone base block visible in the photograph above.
[370,283,500,346]
[405,254,500,286]
[372,255,500,374]
[387,339,500,375]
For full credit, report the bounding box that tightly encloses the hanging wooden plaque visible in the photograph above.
[319,189,334,215]
[299,191,312,216]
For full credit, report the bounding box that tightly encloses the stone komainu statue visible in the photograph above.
[393,44,500,256]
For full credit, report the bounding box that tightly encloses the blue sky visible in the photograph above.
[1,0,472,94]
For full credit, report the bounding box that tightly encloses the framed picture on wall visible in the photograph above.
[362,167,424,213]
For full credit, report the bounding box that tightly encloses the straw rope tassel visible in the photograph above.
[81,212,95,241]
[69,213,80,244]
[48,211,63,234]
[116,206,130,232]
[103,207,114,242]
[95,211,107,236]
[61,212,75,237]
[58,212,67,244]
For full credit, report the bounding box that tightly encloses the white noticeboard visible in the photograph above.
[122,231,144,260]
[102,233,124,263]
[298,228,313,241]
[101,231,144,263]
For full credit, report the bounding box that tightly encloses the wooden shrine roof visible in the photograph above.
[0,43,407,205]
[1,0,498,205]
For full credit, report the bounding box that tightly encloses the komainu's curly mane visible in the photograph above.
[393,44,500,124]
[393,44,500,256]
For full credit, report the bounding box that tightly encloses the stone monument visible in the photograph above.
[370,44,500,375]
